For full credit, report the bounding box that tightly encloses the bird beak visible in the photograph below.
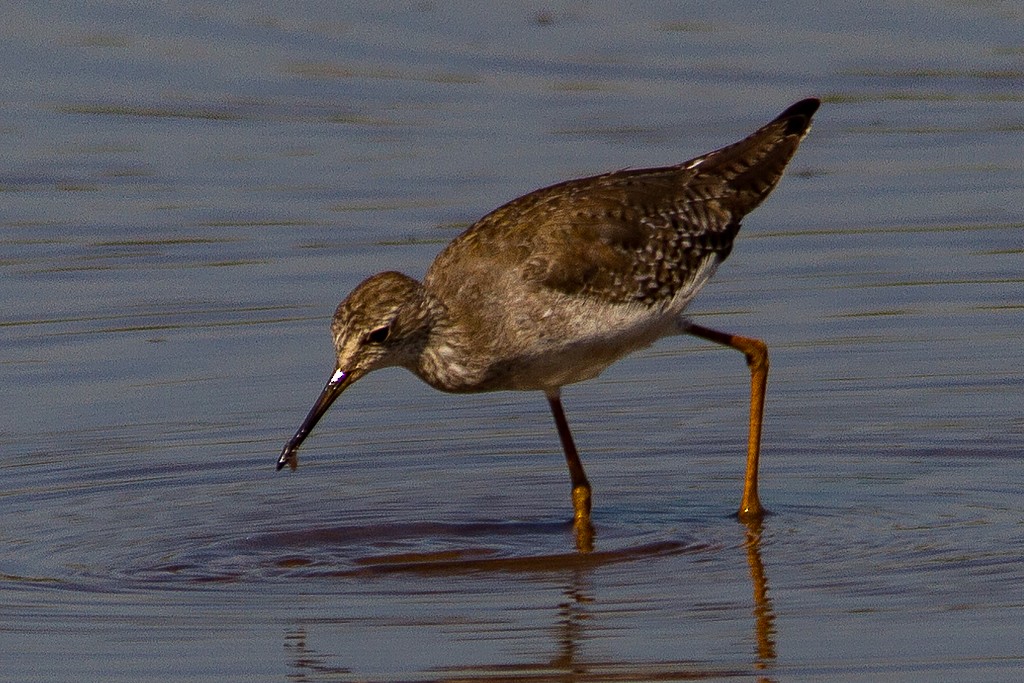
[277,367,351,471]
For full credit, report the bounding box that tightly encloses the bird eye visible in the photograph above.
[365,325,391,344]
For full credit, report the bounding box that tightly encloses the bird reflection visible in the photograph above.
[280,521,779,679]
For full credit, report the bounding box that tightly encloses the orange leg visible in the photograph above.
[683,322,768,520]
[546,391,595,552]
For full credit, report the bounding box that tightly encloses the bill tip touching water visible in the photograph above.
[276,97,820,546]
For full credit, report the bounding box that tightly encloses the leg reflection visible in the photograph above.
[551,568,594,674]
[742,518,777,669]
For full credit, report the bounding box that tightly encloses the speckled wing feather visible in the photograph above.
[434,99,819,308]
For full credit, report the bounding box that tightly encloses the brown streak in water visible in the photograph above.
[432,662,749,681]
[326,540,700,577]
[277,556,315,569]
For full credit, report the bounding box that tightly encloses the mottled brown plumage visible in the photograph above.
[277,98,820,548]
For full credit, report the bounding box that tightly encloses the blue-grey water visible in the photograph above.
[2,2,1022,681]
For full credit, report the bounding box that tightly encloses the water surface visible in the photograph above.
[2,2,1022,681]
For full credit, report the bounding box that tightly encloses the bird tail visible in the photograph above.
[685,98,820,217]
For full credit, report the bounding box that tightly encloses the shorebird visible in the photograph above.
[277,98,819,549]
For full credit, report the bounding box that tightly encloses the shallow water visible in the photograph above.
[2,2,1023,681]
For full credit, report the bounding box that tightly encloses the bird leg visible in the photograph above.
[546,391,594,552]
[682,321,768,521]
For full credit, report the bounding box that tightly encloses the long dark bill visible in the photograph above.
[276,368,350,471]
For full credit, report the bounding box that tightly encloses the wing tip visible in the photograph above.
[775,97,821,136]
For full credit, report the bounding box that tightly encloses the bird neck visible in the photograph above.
[411,294,490,393]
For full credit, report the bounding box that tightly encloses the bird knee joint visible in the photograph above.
[743,340,769,371]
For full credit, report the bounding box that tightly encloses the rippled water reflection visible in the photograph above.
[3,2,1023,681]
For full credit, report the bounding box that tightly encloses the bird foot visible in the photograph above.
[571,485,594,552]
[571,484,591,518]
[573,518,595,554]
[736,496,766,524]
